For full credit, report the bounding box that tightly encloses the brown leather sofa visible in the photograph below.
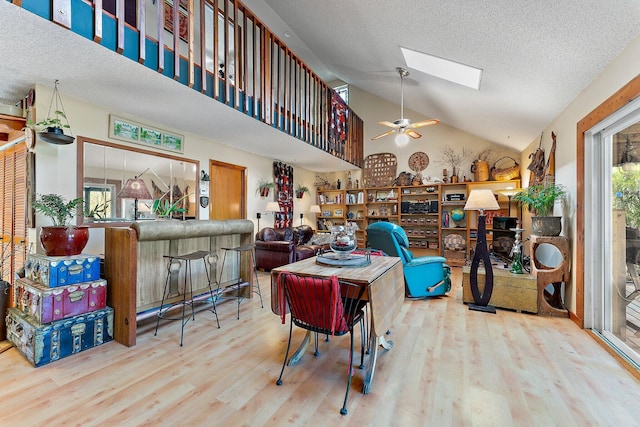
[255,225,328,270]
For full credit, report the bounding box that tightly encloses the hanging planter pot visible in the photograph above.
[33,80,76,145]
[38,126,75,145]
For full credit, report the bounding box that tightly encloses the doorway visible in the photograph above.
[208,160,246,220]
[584,96,640,367]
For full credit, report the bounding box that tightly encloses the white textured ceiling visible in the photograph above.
[1,1,640,170]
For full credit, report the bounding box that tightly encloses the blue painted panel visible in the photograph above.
[71,0,94,40]
[100,15,117,51]
[143,38,159,71]
[21,0,48,18]
[122,27,139,61]
[162,50,175,78]
[204,74,214,98]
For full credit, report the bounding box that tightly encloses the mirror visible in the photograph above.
[77,137,199,226]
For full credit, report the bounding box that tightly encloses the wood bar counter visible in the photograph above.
[105,219,254,346]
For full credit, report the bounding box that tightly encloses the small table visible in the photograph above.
[271,255,404,394]
[462,266,538,313]
[219,245,264,319]
[154,250,220,346]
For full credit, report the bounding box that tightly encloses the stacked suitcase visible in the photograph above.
[6,253,113,367]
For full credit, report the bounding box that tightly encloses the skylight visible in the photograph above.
[400,47,483,90]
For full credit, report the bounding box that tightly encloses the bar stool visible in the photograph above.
[219,245,264,319]
[154,250,220,346]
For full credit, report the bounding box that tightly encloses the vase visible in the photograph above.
[39,226,89,256]
[329,225,357,259]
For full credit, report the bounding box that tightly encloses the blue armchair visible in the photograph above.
[366,222,451,298]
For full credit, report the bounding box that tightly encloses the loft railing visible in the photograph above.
[13,0,363,167]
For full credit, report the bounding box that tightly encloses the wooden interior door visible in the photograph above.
[209,160,246,220]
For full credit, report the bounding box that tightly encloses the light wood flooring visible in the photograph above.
[1,267,639,426]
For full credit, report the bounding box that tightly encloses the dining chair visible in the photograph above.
[276,272,367,415]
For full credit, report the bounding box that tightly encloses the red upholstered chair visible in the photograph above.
[276,272,367,415]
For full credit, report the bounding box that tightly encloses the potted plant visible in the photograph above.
[256,178,276,198]
[295,184,310,199]
[513,184,567,236]
[33,193,89,256]
[32,110,75,145]
[152,193,190,219]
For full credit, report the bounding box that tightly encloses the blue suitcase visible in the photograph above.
[6,306,113,367]
[24,253,101,288]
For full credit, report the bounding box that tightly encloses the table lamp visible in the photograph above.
[118,176,152,220]
[464,189,500,313]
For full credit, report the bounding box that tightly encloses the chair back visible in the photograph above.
[278,272,366,336]
[366,222,413,264]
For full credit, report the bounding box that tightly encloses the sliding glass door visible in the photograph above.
[587,99,640,366]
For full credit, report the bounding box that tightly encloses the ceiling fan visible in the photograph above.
[371,67,439,145]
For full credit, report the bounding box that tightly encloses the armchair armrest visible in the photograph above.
[405,256,447,268]
[255,241,295,252]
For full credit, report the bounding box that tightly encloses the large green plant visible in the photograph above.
[33,193,83,226]
[513,184,567,217]
[612,168,640,229]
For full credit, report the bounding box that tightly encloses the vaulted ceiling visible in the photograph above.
[1,1,640,170]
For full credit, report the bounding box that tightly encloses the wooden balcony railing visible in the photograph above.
[14,0,363,167]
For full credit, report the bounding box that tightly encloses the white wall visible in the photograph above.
[518,32,640,312]
[32,84,317,254]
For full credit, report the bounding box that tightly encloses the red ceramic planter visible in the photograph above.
[39,226,89,256]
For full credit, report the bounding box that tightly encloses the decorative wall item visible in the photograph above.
[273,161,293,228]
[363,153,397,187]
[328,92,348,155]
[164,0,189,42]
[109,115,184,153]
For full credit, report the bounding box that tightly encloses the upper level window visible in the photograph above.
[335,84,349,105]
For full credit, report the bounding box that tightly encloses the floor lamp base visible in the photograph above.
[468,303,497,314]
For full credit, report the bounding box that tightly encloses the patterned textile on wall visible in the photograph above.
[273,161,293,228]
[328,91,348,157]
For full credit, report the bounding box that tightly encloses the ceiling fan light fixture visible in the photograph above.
[395,131,410,147]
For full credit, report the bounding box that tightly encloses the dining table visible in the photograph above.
[271,254,404,394]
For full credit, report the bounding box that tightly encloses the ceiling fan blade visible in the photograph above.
[378,121,398,128]
[411,119,440,128]
[371,130,395,140]
[406,129,422,139]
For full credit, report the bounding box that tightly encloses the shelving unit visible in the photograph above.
[345,189,367,246]
[312,180,521,261]
[364,186,399,232]
[316,188,346,232]
[399,184,441,255]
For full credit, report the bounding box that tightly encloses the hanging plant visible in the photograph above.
[295,184,310,199]
[256,178,276,197]
[32,80,75,145]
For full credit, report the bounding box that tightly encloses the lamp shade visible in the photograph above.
[265,201,280,212]
[464,189,500,212]
[118,177,152,200]
[309,204,321,213]
[496,188,523,198]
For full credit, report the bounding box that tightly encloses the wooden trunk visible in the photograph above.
[462,266,538,313]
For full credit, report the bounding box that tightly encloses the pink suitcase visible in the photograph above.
[14,277,107,324]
